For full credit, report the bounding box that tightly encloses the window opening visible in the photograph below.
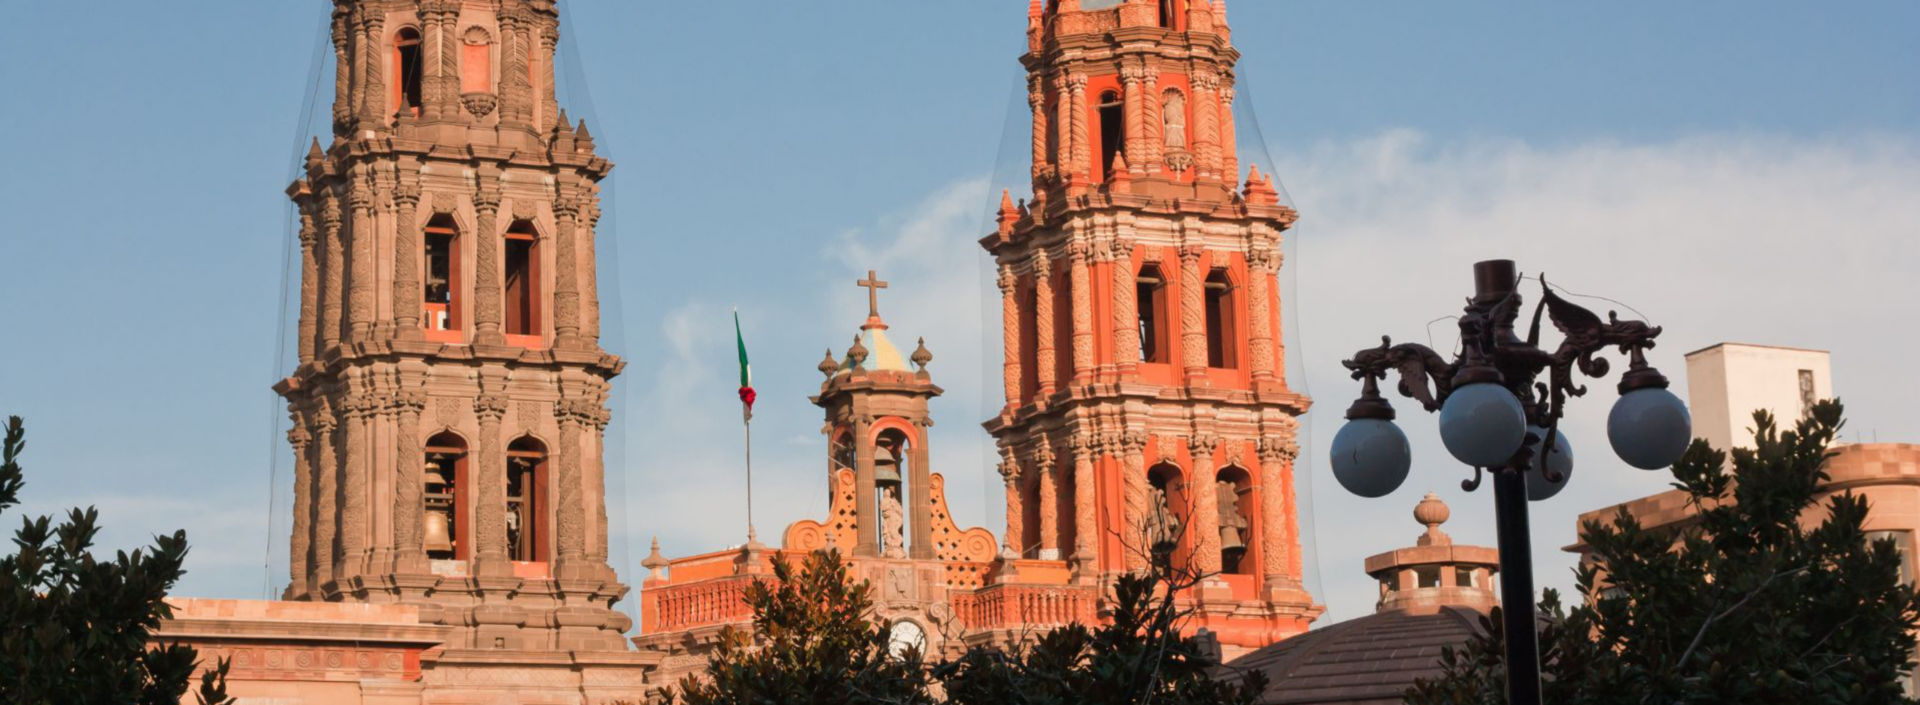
[1215,467,1252,574]
[1205,268,1234,368]
[1098,90,1124,181]
[395,28,423,116]
[1136,265,1164,363]
[506,438,546,562]
[1455,567,1476,589]
[505,223,536,337]
[423,433,467,561]
[1159,0,1181,29]
[424,217,457,332]
[1416,566,1442,589]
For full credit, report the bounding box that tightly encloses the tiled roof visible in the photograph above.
[1222,606,1487,705]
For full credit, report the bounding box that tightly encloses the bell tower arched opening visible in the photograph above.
[506,436,547,563]
[394,27,424,117]
[424,432,468,562]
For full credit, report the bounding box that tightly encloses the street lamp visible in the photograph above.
[1329,259,1690,705]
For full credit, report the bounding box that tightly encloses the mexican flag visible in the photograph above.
[734,310,756,420]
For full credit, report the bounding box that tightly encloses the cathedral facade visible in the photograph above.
[637,0,1319,675]
[155,0,1319,702]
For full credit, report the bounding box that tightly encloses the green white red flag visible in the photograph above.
[734,310,755,419]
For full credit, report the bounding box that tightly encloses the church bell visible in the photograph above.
[423,458,455,555]
[873,446,902,485]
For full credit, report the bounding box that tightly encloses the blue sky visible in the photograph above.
[0,1,1915,625]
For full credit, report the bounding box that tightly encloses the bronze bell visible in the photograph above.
[1220,525,1247,553]
[873,446,902,485]
[424,510,454,554]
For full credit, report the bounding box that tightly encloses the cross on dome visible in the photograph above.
[857,269,889,319]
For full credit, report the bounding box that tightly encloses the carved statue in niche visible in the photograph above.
[1216,480,1248,554]
[880,485,907,559]
[1162,89,1187,148]
[1161,89,1193,172]
[1146,484,1182,555]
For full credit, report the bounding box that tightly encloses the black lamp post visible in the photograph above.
[1329,260,1692,705]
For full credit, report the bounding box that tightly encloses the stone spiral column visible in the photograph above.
[296,207,319,363]
[358,13,387,128]
[338,393,371,579]
[472,179,504,344]
[555,400,588,570]
[1119,432,1149,572]
[319,195,345,352]
[998,447,1023,558]
[331,8,351,130]
[311,399,338,592]
[1187,435,1222,574]
[391,392,427,571]
[345,176,376,342]
[1247,246,1279,383]
[1053,72,1072,182]
[1028,75,1049,180]
[287,420,313,598]
[1121,65,1146,175]
[1068,241,1094,384]
[436,2,461,122]
[392,179,423,335]
[1032,252,1057,399]
[1220,83,1240,182]
[1142,68,1163,175]
[1192,70,1222,181]
[1178,245,1207,383]
[1108,237,1139,377]
[500,11,532,129]
[473,394,510,572]
[1070,435,1098,575]
[552,193,583,345]
[1258,436,1299,590]
[1034,440,1059,560]
[419,3,444,121]
[582,203,602,342]
[997,264,1022,409]
[1067,74,1090,182]
[540,21,561,131]
[588,403,612,564]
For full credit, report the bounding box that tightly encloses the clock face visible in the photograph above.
[887,620,927,660]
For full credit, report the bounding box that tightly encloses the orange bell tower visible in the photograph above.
[982,0,1320,653]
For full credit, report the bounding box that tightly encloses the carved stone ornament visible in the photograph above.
[474,395,509,421]
[463,26,493,45]
[433,397,462,428]
[462,92,498,119]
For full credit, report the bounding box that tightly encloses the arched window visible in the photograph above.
[1097,90,1125,181]
[1204,268,1235,368]
[504,221,539,338]
[874,430,912,557]
[1215,466,1253,574]
[1146,463,1186,561]
[424,432,468,561]
[1136,264,1166,363]
[506,437,547,562]
[423,215,460,340]
[394,28,423,117]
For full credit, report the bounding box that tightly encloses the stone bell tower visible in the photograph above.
[980,0,1320,653]
[278,0,629,654]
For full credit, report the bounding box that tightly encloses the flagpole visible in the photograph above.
[743,403,756,544]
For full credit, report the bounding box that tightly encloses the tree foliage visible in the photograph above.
[0,416,232,705]
[659,550,934,705]
[1409,400,1920,704]
[656,547,1263,705]
[934,565,1266,705]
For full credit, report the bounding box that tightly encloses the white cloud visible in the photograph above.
[1278,130,1920,623]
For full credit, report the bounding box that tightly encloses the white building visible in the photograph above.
[1684,343,1832,450]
